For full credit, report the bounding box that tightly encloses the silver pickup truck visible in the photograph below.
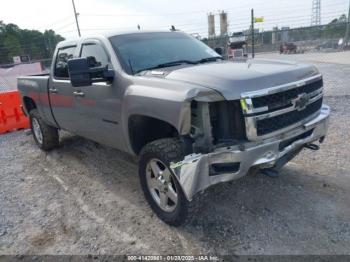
[18,31,330,225]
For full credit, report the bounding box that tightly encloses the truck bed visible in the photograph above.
[17,74,56,127]
[17,75,50,96]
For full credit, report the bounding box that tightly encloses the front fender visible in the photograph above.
[121,84,224,154]
[122,84,191,136]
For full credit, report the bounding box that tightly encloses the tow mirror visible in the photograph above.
[67,58,115,87]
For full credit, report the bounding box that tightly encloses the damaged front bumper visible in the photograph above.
[171,105,330,201]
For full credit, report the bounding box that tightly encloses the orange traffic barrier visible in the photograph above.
[0,91,30,134]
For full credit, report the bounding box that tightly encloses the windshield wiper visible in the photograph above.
[195,56,224,63]
[136,60,197,74]
[135,57,223,74]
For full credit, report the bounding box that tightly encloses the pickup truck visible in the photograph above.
[18,31,330,225]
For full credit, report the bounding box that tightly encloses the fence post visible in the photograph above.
[251,9,255,58]
[344,1,350,46]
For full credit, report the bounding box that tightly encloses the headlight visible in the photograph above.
[186,88,225,102]
[240,98,253,114]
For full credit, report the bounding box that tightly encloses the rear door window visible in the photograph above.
[54,46,76,79]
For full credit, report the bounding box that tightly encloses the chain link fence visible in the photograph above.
[203,22,350,57]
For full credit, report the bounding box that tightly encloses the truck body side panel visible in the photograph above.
[17,75,58,127]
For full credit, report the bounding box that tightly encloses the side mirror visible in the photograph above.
[67,58,114,87]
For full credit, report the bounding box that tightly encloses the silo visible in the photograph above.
[220,11,228,36]
[208,13,215,37]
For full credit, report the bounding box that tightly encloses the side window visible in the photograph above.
[80,43,109,68]
[54,46,76,78]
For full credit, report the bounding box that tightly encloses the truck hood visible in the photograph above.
[165,59,320,100]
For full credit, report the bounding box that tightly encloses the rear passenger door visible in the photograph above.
[49,45,79,132]
[73,40,124,148]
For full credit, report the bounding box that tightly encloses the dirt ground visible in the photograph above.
[1,52,350,256]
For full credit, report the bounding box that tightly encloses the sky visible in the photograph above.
[0,0,349,39]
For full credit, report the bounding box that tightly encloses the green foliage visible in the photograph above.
[0,21,64,64]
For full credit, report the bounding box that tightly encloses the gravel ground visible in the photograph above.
[0,53,350,256]
[257,50,350,66]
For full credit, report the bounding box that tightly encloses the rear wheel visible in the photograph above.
[29,109,59,151]
[139,138,200,226]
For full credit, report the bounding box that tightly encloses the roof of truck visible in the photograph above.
[59,30,178,45]
[56,30,189,50]
[103,30,175,38]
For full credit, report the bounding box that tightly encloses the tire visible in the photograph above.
[29,109,59,151]
[139,138,200,226]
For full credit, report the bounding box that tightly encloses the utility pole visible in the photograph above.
[251,9,255,58]
[47,37,53,56]
[72,0,81,37]
[344,0,350,46]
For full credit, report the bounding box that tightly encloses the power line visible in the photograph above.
[79,0,347,17]
[68,6,347,38]
[74,10,346,34]
[37,16,73,30]
[53,22,76,32]
[77,0,345,23]
[9,2,345,39]
[79,7,344,25]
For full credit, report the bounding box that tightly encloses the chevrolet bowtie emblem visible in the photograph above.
[294,93,309,111]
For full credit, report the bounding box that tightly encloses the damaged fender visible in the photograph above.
[122,81,224,154]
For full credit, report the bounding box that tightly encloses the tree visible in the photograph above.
[0,21,64,64]
[323,14,347,39]
[3,34,22,62]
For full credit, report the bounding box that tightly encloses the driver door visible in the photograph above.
[73,40,124,149]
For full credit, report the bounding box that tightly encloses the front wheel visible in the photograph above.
[139,138,199,226]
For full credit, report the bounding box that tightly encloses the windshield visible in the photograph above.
[109,32,220,74]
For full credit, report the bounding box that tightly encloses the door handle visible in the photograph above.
[49,88,58,94]
[73,91,85,97]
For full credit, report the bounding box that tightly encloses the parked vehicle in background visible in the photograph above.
[228,32,247,59]
[280,42,297,54]
[18,31,330,225]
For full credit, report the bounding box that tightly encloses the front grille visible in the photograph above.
[242,76,324,140]
[256,98,322,136]
[252,78,323,110]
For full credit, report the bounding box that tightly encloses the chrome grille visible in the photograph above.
[256,98,322,136]
[252,78,323,109]
[241,75,324,141]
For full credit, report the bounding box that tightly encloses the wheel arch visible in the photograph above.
[22,96,37,114]
[128,114,180,155]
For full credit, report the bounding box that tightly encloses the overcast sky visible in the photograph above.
[1,0,349,39]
